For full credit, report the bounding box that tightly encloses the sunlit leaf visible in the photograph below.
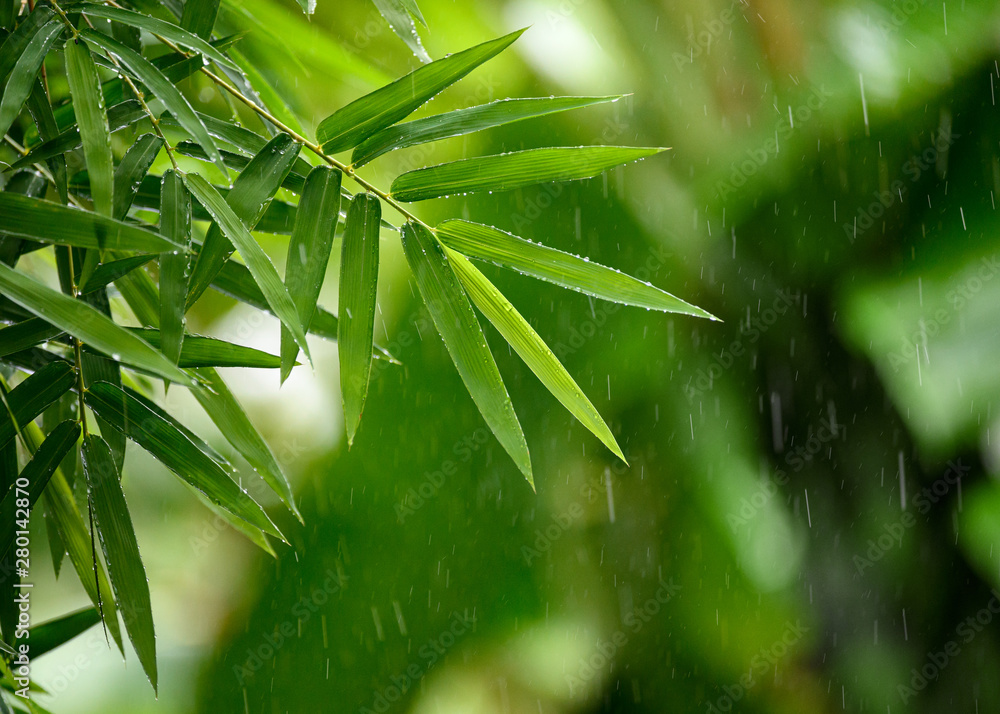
[82,434,158,691]
[317,29,524,154]
[400,222,532,485]
[85,382,286,541]
[447,247,626,461]
[339,194,381,445]
[353,96,622,166]
[391,146,667,202]
[281,167,341,381]
[436,220,716,318]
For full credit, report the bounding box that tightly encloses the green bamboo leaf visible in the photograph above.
[79,28,228,179]
[0,421,79,560]
[0,318,63,358]
[339,194,380,445]
[0,362,75,450]
[80,255,156,294]
[447,247,626,462]
[400,222,532,485]
[1,0,20,35]
[121,385,231,467]
[370,0,430,63]
[117,331,281,368]
[353,96,622,166]
[175,141,307,194]
[317,29,525,154]
[191,367,299,518]
[391,146,667,202]
[27,608,101,659]
[85,381,286,541]
[0,6,54,83]
[82,434,158,691]
[186,133,301,307]
[80,288,126,472]
[436,220,717,319]
[186,486,275,556]
[24,78,69,203]
[281,167,342,381]
[31,423,123,653]
[0,20,65,140]
[65,38,114,218]
[113,133,163,220]
[229,46,305,136]
[180,0,219,39]
[182,173,311,365]
[115,260,162,328]
[78,5,238,69]
[0,261,194,386]
[159,170,190,365]
[0,193,183,253]
[9,100,145,172]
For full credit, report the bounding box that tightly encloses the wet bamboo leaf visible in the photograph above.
[78,5,238,69]
[82,434,157,691]
[191,367,300,518]
[0,6,54,83]
[281,167,341,381]
[0,193,183,253]
[80,255,156,294]
[24,78,69,204]
[353,96,622,166]
[113,134,164,221]
[159,170,190,365]
[338,194,380,445]
[436,220,716,318]
[391,146,667,202]
[85,382,286,541]
[111,329,283,369]
[0,362,75,451]
[0,317,62,358]
[27,608,101,659]
[370,0,430,63]
[182,173,311,365]
[317,29,524,154]
[447,247,626,462]
[400,222,532,485]
[65,38,114,218]
[80,28,228,178]
[0,20,65,140]
[0,421,79,560]
[186,133,301,307]
[180,0,219,39]
[0,261,194,386]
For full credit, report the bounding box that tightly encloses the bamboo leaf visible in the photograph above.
[80,255,156,294]
[436,220,717,318]
[113,133,164,220]
[191,367,299,518]
[281,167,341,381]
[0,193,183,253]
[186,133,301,307]
[24,78,69,203]
[80,288,127,472]
[317,29,525,154]
[85,382,286,541]
[370,0,430,63]
[78,5,238,69]
[0,6,54,82]
[80,29,228,179]
[0,318,63,358]
[9,100,145,172]
[353,96,622,166]
[180,0,220,39]
[0,421,79,560]
[27,608,101,659]
[65,38,114,218]
[400,222,532,485]
[338,194,380,445]
[182,173,311,365]
[115,331,282,369]
[447,247,626,462]
[82,434,157,691]
[391,146,667,202]
[229,46,305,136]
[0,261,195,386]
[0,362,75,451]
[0,20,65,140]
[159,169,190,365]
[121,385,231,467]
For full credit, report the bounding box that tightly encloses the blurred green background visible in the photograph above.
[30,0,1000,711]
